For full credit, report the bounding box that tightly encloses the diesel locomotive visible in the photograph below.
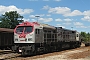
[12,21,81,55]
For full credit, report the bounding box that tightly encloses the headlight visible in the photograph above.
[25,38,27,41]
[28,38,32,41]
[15,39,18,41]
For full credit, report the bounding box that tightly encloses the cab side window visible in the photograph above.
[77,34,79,37]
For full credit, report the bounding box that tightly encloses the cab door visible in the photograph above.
[35,29,43,43]
[76,32,79,41]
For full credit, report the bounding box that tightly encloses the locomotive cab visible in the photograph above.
[14,25,35,43]
[12,22,44,55]
[14,26,35,54]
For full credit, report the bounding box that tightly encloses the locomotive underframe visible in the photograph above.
[12,40,81,55]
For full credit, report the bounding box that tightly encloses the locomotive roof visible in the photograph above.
[39,23,56,29]
[56,27,77,32]
[19,21,78,30]
[0,28,14,32]
[19,21,56,30]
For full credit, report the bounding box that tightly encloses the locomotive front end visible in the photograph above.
[12,22,36,55]
[14,25,34,43]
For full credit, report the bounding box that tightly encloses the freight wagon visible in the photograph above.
[0,28,14,49]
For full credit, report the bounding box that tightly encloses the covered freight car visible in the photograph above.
[0,28,14,49]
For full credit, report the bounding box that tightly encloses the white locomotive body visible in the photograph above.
[12,21,81,55]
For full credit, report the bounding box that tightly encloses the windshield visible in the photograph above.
[24,26,33,33]
[16,26,24,34]
[16,26,33,34]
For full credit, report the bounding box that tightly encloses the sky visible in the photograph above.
[0,0,90,32]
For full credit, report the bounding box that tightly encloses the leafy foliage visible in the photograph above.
[0,11,23,29]
[80,32,90,42]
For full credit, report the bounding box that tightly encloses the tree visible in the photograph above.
[87,32,90,41]
[0,11,23,29]
[80,32,90,42]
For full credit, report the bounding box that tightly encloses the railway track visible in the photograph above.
[0,45,89,60]
[0,50,20,60]
[24,46,90,60]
